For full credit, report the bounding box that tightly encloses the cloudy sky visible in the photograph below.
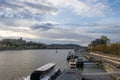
[0,0,120,46]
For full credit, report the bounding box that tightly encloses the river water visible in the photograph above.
[0,49,69,80]
[0,49,115,80]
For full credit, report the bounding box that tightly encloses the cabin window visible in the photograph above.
[30,71,43,80]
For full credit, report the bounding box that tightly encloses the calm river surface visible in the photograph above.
[0,49,115,80]
[0,49,69,80]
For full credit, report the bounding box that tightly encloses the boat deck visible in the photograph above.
[41,66,60,80]
[37,63,56,71]
[56,69,82,80]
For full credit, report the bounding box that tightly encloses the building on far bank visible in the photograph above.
[0,40,6,49]
[2,37,26,47]
[101,36,110,46]
[88,36,110,49]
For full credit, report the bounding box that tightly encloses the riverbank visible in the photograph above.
[84,52,120,80]
[92,51,120,60]
[102,63,120,80]
[80,51,115,80]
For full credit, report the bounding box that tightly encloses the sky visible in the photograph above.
[0,0,120,46]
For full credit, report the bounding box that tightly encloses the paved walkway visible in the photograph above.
[78,52,115,80]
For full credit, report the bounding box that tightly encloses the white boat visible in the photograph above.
[24,63,61,80]
[68,59,76,68]
[68,57,84,68]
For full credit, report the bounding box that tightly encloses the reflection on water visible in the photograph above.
[0,49,69,80]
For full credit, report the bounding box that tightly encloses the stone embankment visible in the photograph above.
[82,52,120,80]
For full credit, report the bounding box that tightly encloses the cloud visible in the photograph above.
[31,23,54,31]
[0,0,119,46]
[88,28,120,34]
[0,20,120,46]
[0,20,39,39]
[87,25,120,34]
[46,0,110,17]
[0,30,37,39]
[28,23,94,45]
[0,0,57,19]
